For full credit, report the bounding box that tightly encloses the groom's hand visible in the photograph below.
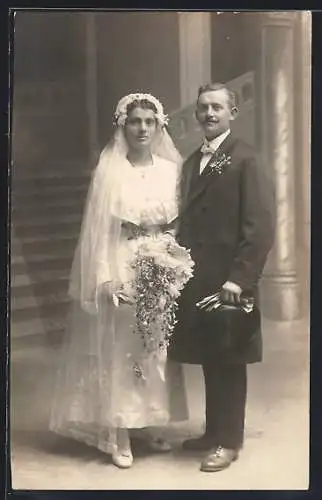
[220,281,243,305]
[196,282,243,311]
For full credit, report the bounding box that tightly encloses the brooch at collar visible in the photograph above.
[207,152,232,176]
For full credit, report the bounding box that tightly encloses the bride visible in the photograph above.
[49,93,189,469]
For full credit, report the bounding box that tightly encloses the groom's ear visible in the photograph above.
[230,106,239,121]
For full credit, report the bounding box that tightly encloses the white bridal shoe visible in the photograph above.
[112,428,133,469]
[112,448,133,469]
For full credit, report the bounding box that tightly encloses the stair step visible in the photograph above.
[10,315,68,339]
[11,277,69,298]
[11,184,88,203]
[10,316,46,340]
[11,235,77,255]
[11,329,65,348]
[12,220,81,238]
[12,171,91,187]
[11,247,75,264]
[12,268,70,287]
[11,300,70,323]
[11,199,85,217]
[11,232,78,245]
[12,212,82,227]
[12,256,72,275]
[11,290,69,312]
[12,212,81,228]
[11,294,39,313]
[11,195,87,214]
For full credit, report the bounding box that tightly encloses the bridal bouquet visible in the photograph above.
[128,233,194,362]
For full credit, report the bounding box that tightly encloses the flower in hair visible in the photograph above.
[113,93,169,127]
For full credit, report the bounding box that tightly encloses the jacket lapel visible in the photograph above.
[184,133,237,210]
[180,150,202,211]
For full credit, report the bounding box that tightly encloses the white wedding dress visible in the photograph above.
[49,155,188,454]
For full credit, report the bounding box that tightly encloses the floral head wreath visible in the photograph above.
[113,93,169,127]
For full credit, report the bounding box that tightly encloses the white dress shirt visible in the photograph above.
[199,129,231,174]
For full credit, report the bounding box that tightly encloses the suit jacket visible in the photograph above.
[168,133,276,365]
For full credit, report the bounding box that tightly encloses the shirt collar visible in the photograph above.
[203,129,231,152]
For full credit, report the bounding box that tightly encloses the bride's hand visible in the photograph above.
[117,292,135,305]
[101,282,135,305]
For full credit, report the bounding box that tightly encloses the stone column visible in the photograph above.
[178,12,211,107]
[297,12,311,316]
[260,11,302,320]
[169,13,211,157]
[85,13,99,163]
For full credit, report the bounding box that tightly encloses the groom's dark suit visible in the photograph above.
[168,132,275,449]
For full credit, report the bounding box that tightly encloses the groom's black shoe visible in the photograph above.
[200,446,239,472]
[182,434,214,451]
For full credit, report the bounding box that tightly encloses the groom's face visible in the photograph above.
[196,89,234,140]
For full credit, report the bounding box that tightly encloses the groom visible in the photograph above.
[168,83,275,472]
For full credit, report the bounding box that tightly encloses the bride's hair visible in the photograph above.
[126,98,158,117]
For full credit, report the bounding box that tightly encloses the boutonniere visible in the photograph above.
[207,152,232,176]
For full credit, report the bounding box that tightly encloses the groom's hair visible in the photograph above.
[197,83,237,110]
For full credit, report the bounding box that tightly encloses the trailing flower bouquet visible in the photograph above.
[126,233,194,372]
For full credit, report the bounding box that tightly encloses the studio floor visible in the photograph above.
[9,318,309,490]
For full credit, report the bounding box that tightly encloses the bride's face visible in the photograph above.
[124,107,158,152]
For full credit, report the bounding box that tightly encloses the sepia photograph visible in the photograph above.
[9,9,311,490]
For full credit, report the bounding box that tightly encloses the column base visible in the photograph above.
[260,275,302,321]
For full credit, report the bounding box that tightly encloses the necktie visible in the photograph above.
[200,142,217,176]
[200,143,216,155]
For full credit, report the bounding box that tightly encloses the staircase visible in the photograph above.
[11,169,91,348]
